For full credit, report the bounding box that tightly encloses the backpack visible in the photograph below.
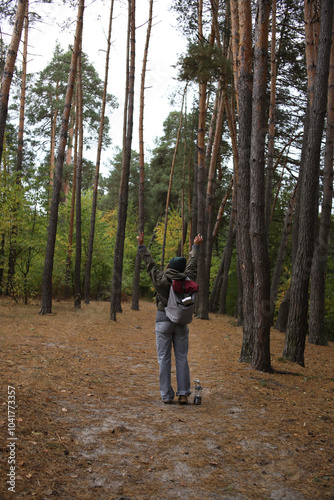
[165,278,199,325]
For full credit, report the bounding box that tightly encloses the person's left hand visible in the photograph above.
[137,231,144,245]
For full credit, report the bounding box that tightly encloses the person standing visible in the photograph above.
[137,232,203,404]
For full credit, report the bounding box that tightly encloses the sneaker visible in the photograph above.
[162,399,173,404]
[178,395,188,405]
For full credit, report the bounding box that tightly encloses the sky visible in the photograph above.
[8,0,189,175]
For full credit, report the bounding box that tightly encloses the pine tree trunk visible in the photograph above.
[249,0,272,373]
[74,50,83,309]
[270,184,297,324]
[84,0,114,304]
[64,92,78,299]
[205,83,224,280]
[283,0,333,365]
[6,1,28,295]
[63,117,74,201]
[308,23,334,346]
[218,209,235,314]
[195,0,209,320]
[49,89,58,193]
[236,0,254,361]
[40,0,84,315]
[161,88,186,269]
[0,0,27,166]
[131,0,152,311]
[110,0,135,320]
[265,0,277,237]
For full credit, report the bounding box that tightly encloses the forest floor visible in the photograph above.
[0,298,333,500]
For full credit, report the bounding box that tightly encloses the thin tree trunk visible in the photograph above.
[6,1,28,295]
[63,116,74,201]
[0,0,27,166]
[308,21,334,346]
[229,0,239,110]
[161,86,186,269]
[283,0,333,366]
[40,0,84,315]
[218,208,235,314]
[205,82,224,278]
[74,48,83,309]
[270,184,297,324]
[49,87,58,193]
[196,0,210,320]
[212,175,233,241]
[84,0,114,304]
[132,0,153,310]
[190,147,198,246]
[64,92,78,298]
[265,0,277,237]
[110,0,135,320]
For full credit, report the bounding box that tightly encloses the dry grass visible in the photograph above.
[0,298,333,499]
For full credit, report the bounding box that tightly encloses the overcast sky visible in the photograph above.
[12,0,188,174]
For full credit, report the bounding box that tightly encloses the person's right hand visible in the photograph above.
[137,231,144,246]
[194,234,203,245]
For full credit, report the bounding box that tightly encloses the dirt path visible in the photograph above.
[0,299,333,499]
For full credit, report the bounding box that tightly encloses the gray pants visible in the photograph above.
[155,321,191,400]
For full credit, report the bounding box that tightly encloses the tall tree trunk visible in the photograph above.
[6,0,28,295]
[264,0,277,237]
[40,0,84,315]
[308,21,334,346]
[49,87,58,193]
[110,0,135,320]
[63,116,74,201]
[218,206,235,314]
[64,92,78,299]
[74,49,83,309]
[249,0,271,373]
[132,0,153,310]
[236,0,254,361]
[84,0,114,304]
[196,0,210,320]
[270,184,297,324]
[160,87,186,269]
[283,0,333,366]
[229,0,239,110]
[0,0,27,166]
[205,82,224,280]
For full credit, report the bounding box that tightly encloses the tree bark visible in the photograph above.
[264,0,277,238]
[131,0,152,311]
[74,48,83,309]
[270,184,297,324]
[249,0,272,373]
[205,82,224,281]
[84,0,114,304]
[283,0,333,365]
[218,207,235,315]
[6,0,28,296]
[236,0,254,361]
[195,0,210,320]
[161,87,186,269]
[308,20,334,346]
[0,0,27,167]
[64,91,78,299]
[40,0,84,315]
[110,0,135,320]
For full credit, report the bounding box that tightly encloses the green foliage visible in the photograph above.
[177,41,232,84]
